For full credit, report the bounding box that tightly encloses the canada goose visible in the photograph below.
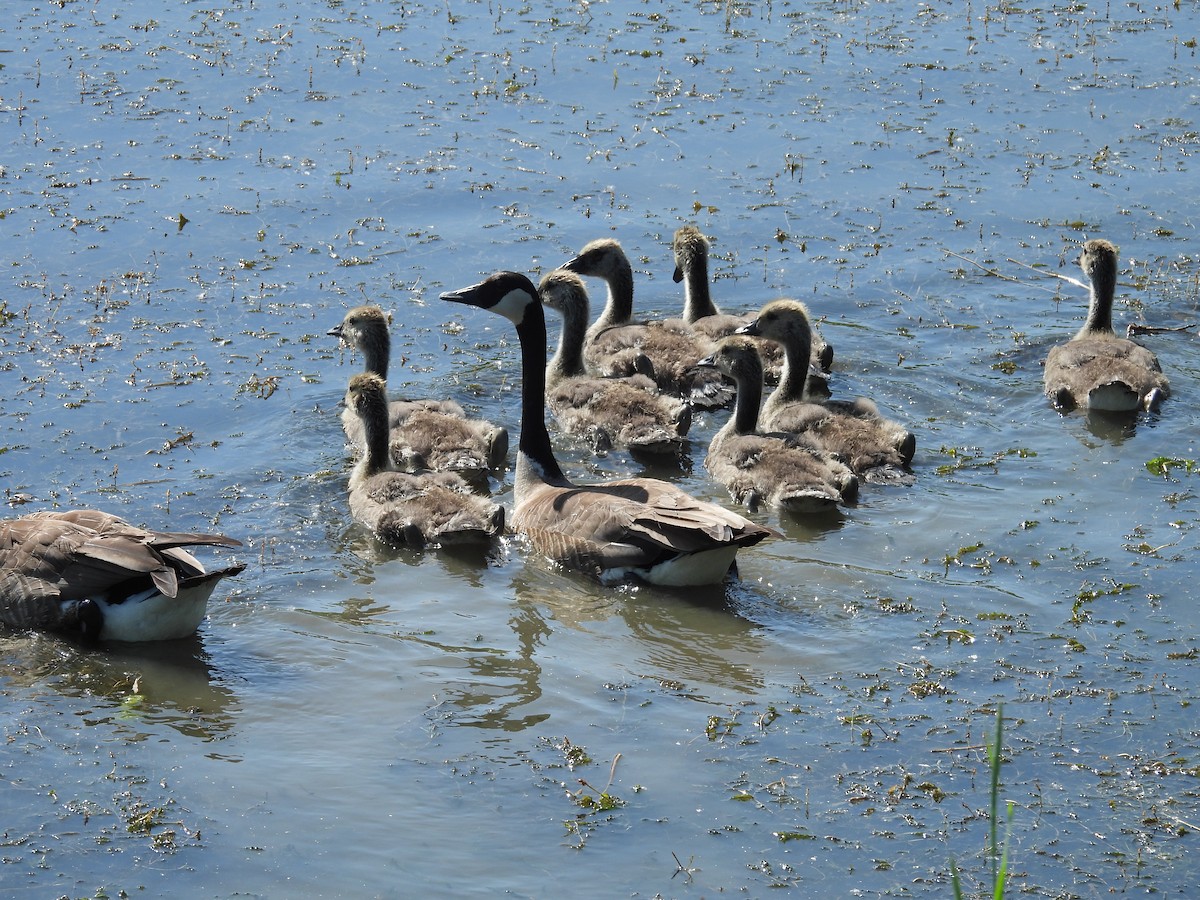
[0,509,244,642]
[561,238,734,409]
[344,372,505,547]
[672,224,834,379]
[696,337,859,514]
[540,269,690,456]
[440,271,776,586]
[1043,238,1170,412]
[737,299,916,477]
[329,305,509,487]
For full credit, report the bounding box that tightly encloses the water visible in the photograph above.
[2,0,1199,896]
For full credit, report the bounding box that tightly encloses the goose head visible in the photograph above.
[441,271,541,325]
[330,305,392,379]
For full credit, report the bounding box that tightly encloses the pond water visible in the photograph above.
[2,0,1200,896]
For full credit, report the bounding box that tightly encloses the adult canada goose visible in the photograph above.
[0,509,244,641]
[672,225,834,382]
[696,337,859,514]
[540,268,690,457]
[345,372,505,547]
[560,238,734,409]
[1043,238,1170,413]
[440,271,776,586]
[329,305,508,488]
[737,299,915,478]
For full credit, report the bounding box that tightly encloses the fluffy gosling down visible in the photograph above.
[345,372,504,548]
[540,268,690,457]
[0,509,244,642]
[1043,238,1170,413]
[696,337,859,515]
[672,224,834,383]
[330,305,508,488]
[736,299,916,479]
[440,271,776,587]
[559,237,735,409]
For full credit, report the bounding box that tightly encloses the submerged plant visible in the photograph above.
[951,704,1015,899]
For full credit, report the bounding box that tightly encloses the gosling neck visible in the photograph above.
[678,252,720,324]
[352,392,394,487]
[360,325,391,381]
[775,325,814,404]
[1081,262,1117,337]
[591,255,635,332]
[547,300,589,383]
[731,366,764,435]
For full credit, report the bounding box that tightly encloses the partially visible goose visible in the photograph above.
[672,224,833,382]
[540,268,690,457]
[345,372,505,547]
[737,299,915,478]
[440,271,776,586]
[696,337,858,514]
[0,509,244,641]
[561,238,734,408]
[1043,238,1170,412]
[329,305,508,487]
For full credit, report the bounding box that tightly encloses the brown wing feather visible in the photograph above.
[1,510,241,606]
[514,479,773,575]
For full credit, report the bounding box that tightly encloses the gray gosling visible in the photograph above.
[329,305,508,489]
[0,509,244,642]
[1043,238,1170,413]
[696,337,858,515]
[441,271,776,587]
[540,269,691,457]
[672,224,833,388]
[345,372,504,548]
[737,299,915,479]
[561,237,735,409]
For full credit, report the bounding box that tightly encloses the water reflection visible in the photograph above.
[512,564,771,695]
[334,522,505,590]
[1081,408,1147,443]
[0,631,239,741]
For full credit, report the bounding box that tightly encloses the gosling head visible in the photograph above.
[538,269,590,324]
[330,305,390,350]
[561,238,628,280]
[737,298,814,345]
[672,224,709,283]
[695,336,764,387]
[1079,238,1118,288]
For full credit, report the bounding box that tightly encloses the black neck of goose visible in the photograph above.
[361,328,390,381]
[732,365,763,435]
[682,254,720,323]
[1083,264,1117,335]
[548,300,588,380]
[517,303,567,483]
[777,324,814,403]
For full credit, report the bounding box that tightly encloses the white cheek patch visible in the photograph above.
[494,287,534,324]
